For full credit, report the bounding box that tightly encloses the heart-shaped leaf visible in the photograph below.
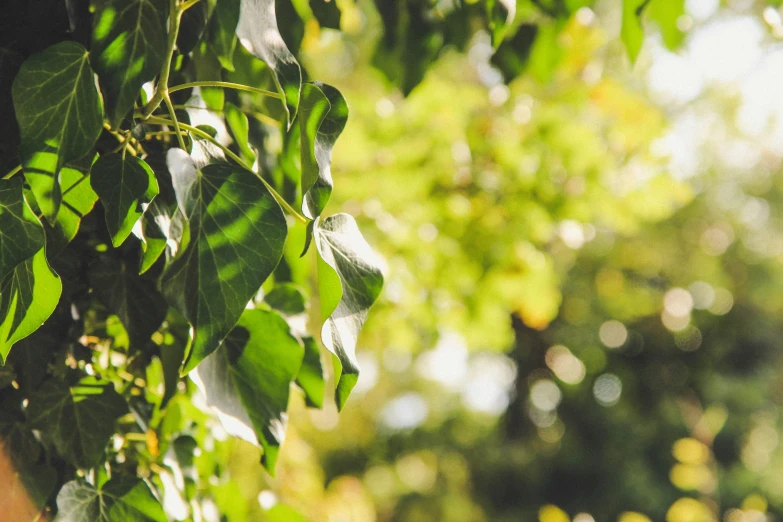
[91,0,168,126]
[12,41,103,222]
[90,154,159,248]
[26,377,127,468]
[236,0,302,125]
[0,249,62,364]
[0,178,45,281]
[191,308,304,474]
[55,477,167,522]
[315,214,383,410]
[161,150,286,373]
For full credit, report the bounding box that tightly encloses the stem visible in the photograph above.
[172,104,280,127]
[139,0,183,119]
[163,93,188,149]
[3,164,22,180]
[168,81,281,100]
[146,116,308,224]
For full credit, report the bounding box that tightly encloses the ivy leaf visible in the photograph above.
[0,178,45,281]
[315,214,383,410]
[621,0,650,64]
[209,0,241,71]
[309,0,341,29]
[296,336,324,408]
[191,308,304,474]
[91,0,168,126]
[162,150,287,373]
[90,154,160,248]
[225,102,255,164]
[26,377,127,469]
[487,0,516,48]
[236,0,302,125]
[0,249,62,364]
[45,160,100,254]
[12,41,103,223]
[88,254,167,351]
[55,477,167,522]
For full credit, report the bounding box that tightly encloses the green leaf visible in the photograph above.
[55,477,167,522]
[296,336,324,408]
[88,254,167,351]
[621,0,650,64]
[264,283,306,316]
[91,0,168,126]
[178,0,216,54]
[45,160,100,254]
[487,0,516,48]
[12,41,103,222]
[90,154,159,248]
[161,150,287,373]
[315,214,383,410]
[236,0,302,125]
[309,0,341,29]
[647,0,685,50]
[209,0,241,71]
[225,102,255,164]
[491,23,538,82]
[26,377,127,468]
[191,308,304,474]
[138,199,170,274]
[0,178,45,281]
[0,249,62,364]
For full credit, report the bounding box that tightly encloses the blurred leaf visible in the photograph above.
[491,23,539,82]
[91,0,168,126]
[27,377,127,468]
[12,41,103,222]
[315,214,383,410]
[296,336,324,408]
[225,101,255,164]
[161,150,287,373]
[191,308,304,474]
[91,154,159,248]
[55,477,167,522]
[487,0,516,48]
[310,0,341,29]
[647,0,685,50]
[264,283,307,315]
[209,0,241,71]
[178,0,217,54]
[622,0,650,64]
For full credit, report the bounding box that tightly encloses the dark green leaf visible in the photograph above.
[55,477,167,522]
[26,377,127,468]
[191,308,304,474]
[296,336,324,408]
[162,150,287,373]
[91,0,168,126]
[0,49,23,174]
[309,0,341,29]
[0,249,62,364]
[264,283,306,316]
[12,41,103,222]
[0,178,45,281]
[315,214,383,410]
[209,0,241,71]
[138,199,170,274]
[91,154,160,248]
[237,0,302,125]
[487,0,516,48]
[45,160,99,254]
[89,254,167,351]
[178,0,216,54]
[490,23,538,83]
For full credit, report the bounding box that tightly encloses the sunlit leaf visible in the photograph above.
[315,214,383,410]
[26,377,127,468]
[162,150,286,373]
[91,0,168,126]
[0,178,45,281]
[55,477,167,522]
[0,249,62,364]
[225,102,255,164]
[621,0,650,64]
[236,0,302,125]
[191,308,304,474]
[45,160,99,254]
[91,154,159,248]
[12,41,103,222]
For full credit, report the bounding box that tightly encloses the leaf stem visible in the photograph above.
[2,164,22,180]
[172,104,280,127]
[139,0,183,119]
[145,116,308,224]
[163,93,188,150]
[168,81,281,100]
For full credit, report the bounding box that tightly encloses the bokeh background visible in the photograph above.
[182,0,783,520]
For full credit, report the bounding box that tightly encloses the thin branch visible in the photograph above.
[3,164,22,180]
[139,0,183,119]
[163,94,188,149]
[168,81,281,100]
[172,104,280,128]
